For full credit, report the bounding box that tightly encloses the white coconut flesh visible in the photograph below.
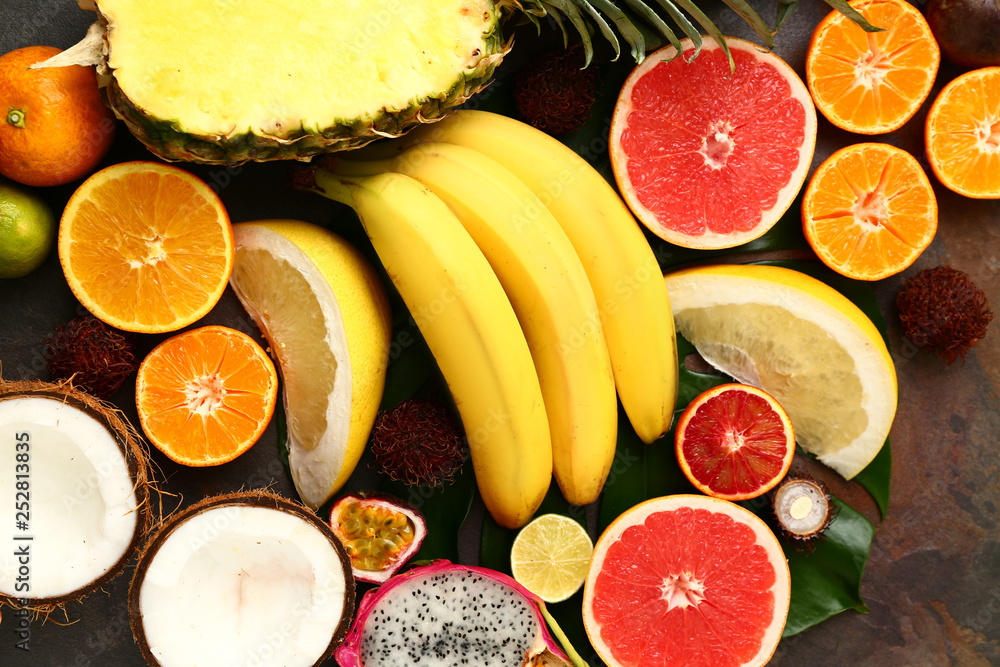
[136,503,350,667]
[358,569,549,665]
[0,396,138,600]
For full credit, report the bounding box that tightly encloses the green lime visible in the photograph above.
[0,182,56,279]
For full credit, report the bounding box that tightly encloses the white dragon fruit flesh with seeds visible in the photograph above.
[335,560,574,666]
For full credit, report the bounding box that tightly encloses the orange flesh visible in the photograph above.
[806,0,939,133]
[677,387,793,499]
[590,507,778,666]
[136,326,277,466]
[60,163,233,333]
[620,45,808,238]
[803,143,936,280]
[336,501,415,572]
[925,67,1000,199]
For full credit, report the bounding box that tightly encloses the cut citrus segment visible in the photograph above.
[675,383,795,501]
[609,36,816,250]
[583,494,790,667]
[664,263,897,480]
[58,161,233,333]
[925,67,1000,199]
[806,0,940,134]
[135,325,278,466]
[510,513,594,603]
[802,142,937,281]
[229,219,392,509]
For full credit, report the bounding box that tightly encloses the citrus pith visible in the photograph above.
[609,36,816,250]
[229,219,392,510]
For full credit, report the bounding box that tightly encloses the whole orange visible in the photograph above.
[0,46,116,187]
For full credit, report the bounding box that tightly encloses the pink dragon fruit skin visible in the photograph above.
[334,560,574,666]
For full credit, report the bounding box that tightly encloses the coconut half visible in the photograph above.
[0,379,151,612]
[129,491,355,667]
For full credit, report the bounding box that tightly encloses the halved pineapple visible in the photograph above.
[81,0,505,164]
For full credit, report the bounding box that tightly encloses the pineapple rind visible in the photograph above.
[96,1,507,165]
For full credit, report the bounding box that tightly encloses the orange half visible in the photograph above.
[58,161,234,333]
[925,67,1000,199]
[803,142,937,281]
[806,0,940,134]
[674,383,795,501]
[136,325,278,466]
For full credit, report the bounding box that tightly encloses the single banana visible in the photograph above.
[328,142,618,506]
[357,110,678,444]
[300,168,552,529]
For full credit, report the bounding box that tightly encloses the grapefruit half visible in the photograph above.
[609,37,817,250]
[583,494,790,667]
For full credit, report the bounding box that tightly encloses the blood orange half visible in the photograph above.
[609,37,817,250]
[583,495,790,667]
[675,383,795,501]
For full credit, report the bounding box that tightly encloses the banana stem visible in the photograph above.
[294,165,360,208]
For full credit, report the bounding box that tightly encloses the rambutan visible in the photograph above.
[370,397,467,487]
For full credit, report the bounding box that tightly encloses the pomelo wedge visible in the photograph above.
[610,37,817,250]
[583,494,790,667]
[664,263,897,479]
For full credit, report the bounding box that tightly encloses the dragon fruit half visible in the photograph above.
[334,560,576,666]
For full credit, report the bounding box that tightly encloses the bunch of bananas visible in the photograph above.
[299,110,679,529]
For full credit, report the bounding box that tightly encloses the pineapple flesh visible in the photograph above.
[93,0,505,164]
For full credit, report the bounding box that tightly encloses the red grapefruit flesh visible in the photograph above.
[583,494,790,667]
[675,383,795,501]
[609,37,817,250]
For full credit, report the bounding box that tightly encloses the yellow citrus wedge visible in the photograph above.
[229,219,392,509]
[510,513,593,603]
[58,161,233,333]
[664,263,897,480]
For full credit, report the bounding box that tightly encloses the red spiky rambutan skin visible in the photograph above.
[370,397,467,487]
[896,266,993,364]
[514,45,601,136]
[45,315,138,399]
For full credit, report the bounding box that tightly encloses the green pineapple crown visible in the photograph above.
[499,0,881,67]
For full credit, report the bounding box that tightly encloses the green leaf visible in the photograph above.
[775,497,875,636]
[775,0,800,33]
[821,0,884,31]
[542,0,597,66]
[619,0,683,53]
[587,0,648,62]
[852,435,892,518]
[566,0,624,61]
[667,0,734,71]
[647,0,704,56]
[719,0,775,49]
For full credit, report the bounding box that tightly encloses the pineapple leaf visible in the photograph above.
[585,0,648,63]
[821,0,884,31]
[546,7,572,48]
[647,0,704,59]
[669,0,735,70]
[567,0,625,61]
[619,0,684,54]
[719,0,775,48]
[541,0,598,65]
[775,0,800,32]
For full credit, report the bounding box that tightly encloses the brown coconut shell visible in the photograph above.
[128,489,356,667]
[0,378,154,616]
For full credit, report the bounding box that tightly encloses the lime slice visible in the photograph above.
[664,263,897,480]
[511,513,594,603]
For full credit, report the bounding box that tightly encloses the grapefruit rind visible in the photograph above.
[675,383,795,501]
[609,36,817,250]
[583,494,790,667]
[664,263,897,480]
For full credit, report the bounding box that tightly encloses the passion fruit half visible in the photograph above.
[329,492,427,584]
